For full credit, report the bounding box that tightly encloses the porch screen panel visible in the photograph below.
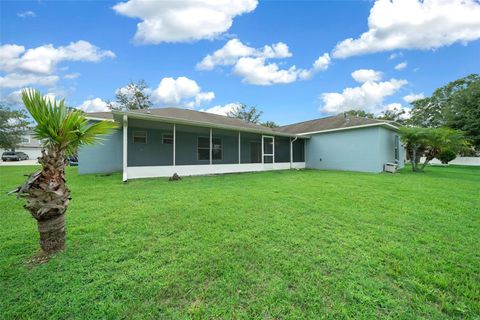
[212,129,239,164]
[127,119,174,167]
[274,137,290,163]
[293,139,305,162]
[240,133,262,163]
[175,124,210,165]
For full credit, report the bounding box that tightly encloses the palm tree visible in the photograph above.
[11,89,117,254]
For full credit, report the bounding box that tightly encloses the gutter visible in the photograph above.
[294,122,400,136]
[290,136,298,169]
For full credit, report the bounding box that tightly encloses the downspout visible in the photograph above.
[290,136,298,169]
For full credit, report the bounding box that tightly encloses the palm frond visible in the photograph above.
[22,89,118,154]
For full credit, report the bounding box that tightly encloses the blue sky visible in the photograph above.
[1,0,479,125]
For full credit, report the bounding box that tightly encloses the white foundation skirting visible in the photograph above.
[127,162,306,179]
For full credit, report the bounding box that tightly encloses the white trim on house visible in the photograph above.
[127,162,306,179]
[262,135,275,165]
[295,122,400,136]
[85,116,115,122]
[238,131,241,164]
[133,130,147,144]
[173,123,176,166]
[122,115,128,182]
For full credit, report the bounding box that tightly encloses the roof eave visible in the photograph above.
[111,110,307,138]
[293,122,400,136]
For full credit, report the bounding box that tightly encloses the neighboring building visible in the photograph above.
[79,109,404,181]
[0,130,43,160]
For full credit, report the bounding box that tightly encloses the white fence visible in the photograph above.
[420,157,480,166]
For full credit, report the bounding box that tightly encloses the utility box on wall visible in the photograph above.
[384,163,397,173]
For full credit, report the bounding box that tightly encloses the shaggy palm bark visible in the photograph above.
[15,148,70,253]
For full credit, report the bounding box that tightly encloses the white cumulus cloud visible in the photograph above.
[77,98,110,113]
[18,11,36,18]
[152,76,215,107]
[320,71,408,114]
[351,69,383,83]
[196,38,292,70]
[333,0,480,58]
[403,93,425,103]
[0,41,115,89]
[0,73,59,89]
[200,102,241,116]
[395,61,407,70]
[198,38,330,85]
[113,0,258,44]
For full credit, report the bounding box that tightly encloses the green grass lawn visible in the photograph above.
[1,165,479,319]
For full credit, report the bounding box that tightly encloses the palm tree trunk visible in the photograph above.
[19,148,70,254]
[37,215,66,252]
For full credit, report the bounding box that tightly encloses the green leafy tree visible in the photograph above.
[343,110,375,119]
[420,127,468,171]
[227,104,263,124]
[109,79,152,110]
[408,74,479,149]
[261,121,278,128]
[399,127,429,172]
[400,126,469,172]
[377,107,406,124]
[446,77,480,150]
[437,149,457,165]
[0,104,30,151]
[10,89,117,254]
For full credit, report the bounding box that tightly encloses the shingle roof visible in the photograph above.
[87,108,282,134]
[85,112,113,120]
[86,109,399,136]
[277,114,398,134]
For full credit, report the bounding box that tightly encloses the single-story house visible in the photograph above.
[79,108,405,181]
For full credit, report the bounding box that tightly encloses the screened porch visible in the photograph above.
[122,116,306,180]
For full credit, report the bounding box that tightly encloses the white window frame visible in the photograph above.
[262,135,275,164]
[197,136,223,161]
[162,133,173,145]
[133,130,147,144]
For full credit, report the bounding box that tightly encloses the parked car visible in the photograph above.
[1,151,29,161]
[66,155,78,166]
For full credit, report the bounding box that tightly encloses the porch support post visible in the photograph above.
[290,138,293,169]
[173,123,176,166]
[261,135,264,164]
[272,136,275,164]
[238,131,241,164]
[122,114,128,182]
[209,128,212,165]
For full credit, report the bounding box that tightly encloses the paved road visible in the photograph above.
[0,159,40,166]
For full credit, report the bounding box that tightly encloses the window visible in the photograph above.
[394,135,399,161]
[163,134,173,144]
[133,131,147,144]
[197,136,222,161]
[21,135,30,144]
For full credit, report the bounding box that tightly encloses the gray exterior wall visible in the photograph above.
[305,126,404,173]
[78,129,122,174]
[377,127,405,169]
[128,127,173,166]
